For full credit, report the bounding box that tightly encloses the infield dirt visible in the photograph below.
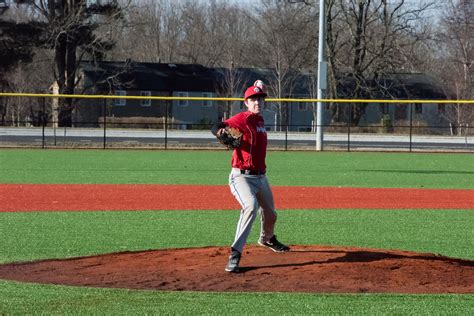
[1,184,473,211]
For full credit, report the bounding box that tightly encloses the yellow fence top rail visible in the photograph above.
[0,92,473,104]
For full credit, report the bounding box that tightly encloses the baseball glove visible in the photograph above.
[217,126,243,149]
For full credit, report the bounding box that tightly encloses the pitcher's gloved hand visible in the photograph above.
[216,126,243,150]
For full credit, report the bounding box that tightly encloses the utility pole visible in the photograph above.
[289,0,327,150]
[316,0,326,151]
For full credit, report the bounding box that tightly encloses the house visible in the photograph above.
[334,73,449,129]
[214,69,450,132]
[74,61,449,132]
[75,61,220,128]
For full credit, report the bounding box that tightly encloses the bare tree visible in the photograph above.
[214,3,253,68]
[0,4,45,125]
[215,65,246,120]
[120,0,188,63]
[9,0,130,126]
[434,0,473,135]
[325,0,344,121]
[116,0,226,65]
[178,1,248,67]
[327,0,435,126]
[5,58,53,127]
[252,0,317,130]
[6,67,29,127]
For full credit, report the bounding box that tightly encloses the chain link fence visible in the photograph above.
[0,95,472,152]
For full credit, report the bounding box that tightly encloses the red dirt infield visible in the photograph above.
[0,245,473,294]
[1,184,473,212]
[1,184,473,294]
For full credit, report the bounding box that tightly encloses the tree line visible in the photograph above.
[0,0,472,131]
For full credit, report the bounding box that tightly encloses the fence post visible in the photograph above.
[42,98,46,149]
[409,103,413,152]
[347,103,352,152]
[103,99,107,149]
[164,101,168,150]
[53,98,56,146]
[285,124,288,151]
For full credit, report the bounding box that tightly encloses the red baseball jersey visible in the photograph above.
[225,111,267,172]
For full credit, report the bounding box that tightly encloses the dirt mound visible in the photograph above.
[0,245,473,294]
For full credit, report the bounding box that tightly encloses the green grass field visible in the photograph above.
[1,149,473,188]
[0,149,473,314]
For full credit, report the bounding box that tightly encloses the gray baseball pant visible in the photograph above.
[228,168,277,254]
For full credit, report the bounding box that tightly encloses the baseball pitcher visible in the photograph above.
[212,80,290,273]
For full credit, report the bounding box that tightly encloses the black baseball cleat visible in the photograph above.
[225,249,241,273]
[258,235,290,252]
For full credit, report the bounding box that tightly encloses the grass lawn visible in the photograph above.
[1,281,473,315]
[1,210,473,264]
[0,149,473,189]
[0,149,473,314]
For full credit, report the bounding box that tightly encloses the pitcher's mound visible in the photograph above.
[0,245,473,294]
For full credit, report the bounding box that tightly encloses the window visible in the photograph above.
[298,102,308,111]
[114,90,126,106]
[178,92,188,106]
[140,91,151,106]
[414,103,422,114]
[202,93,212,107]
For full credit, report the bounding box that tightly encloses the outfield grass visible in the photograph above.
[1,210,473,264]
[1,280,473,315]
[0,149,473,314]
[0,149,473,188]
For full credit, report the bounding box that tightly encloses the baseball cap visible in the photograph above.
[244,85,267,99]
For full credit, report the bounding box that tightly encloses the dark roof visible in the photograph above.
[80,61,216,92]
[79,61,448,99]
[383,73,447,99]
[333,73,448,99]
